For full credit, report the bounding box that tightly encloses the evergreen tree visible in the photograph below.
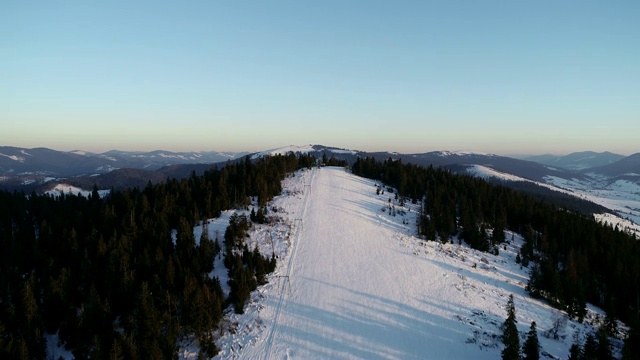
[502,294,521,360]
[623,321,640,360]
[568,331,582,360]
[596,326,612,360]
[568,343,582,360]
[254,246,267,285]
[603,308,618,337]
[583,333,598,360]
[198,227,216,274]
[109,339,124,360]
[522,321,540,360]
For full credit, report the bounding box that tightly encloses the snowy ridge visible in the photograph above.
[98,155,118,162]
[438,150,496,157]
[45,183,110,198]
[594,213,640,238]
[158,153,201,159]
[175,167,622,359]
[251,145,316,160]
[0,152,25,162]
[467,165,528,182]
[329,149,358,155]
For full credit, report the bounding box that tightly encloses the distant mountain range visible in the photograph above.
[250,146,580,182]
[520,151,625,171]
[1,145,638,182]
[0,147,248,191]
[0,146,248,176]
[587,153,640,178]
[0,145,640,219]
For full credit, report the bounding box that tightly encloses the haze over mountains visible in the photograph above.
[0,146,248,176]
[521,151,626,171]
[1,145,637,180]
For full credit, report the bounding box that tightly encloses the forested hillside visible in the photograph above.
[353,157,640,356]
[3,152,640,359]
[0,153,315,359]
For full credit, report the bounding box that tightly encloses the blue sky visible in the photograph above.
[2,1,639,155]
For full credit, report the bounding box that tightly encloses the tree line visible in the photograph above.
[0,153,314,359]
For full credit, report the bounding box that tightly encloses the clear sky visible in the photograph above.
[2,1,639,155]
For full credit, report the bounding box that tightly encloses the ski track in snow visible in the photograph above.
[202,167,624,360]
[263,168,315,360]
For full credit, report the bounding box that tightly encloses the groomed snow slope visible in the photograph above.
[216,167,617,360]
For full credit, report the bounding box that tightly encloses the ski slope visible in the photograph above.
[212,167,620,360]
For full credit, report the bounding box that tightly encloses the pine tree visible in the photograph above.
[583,333,598,360]
[502,294,521,360]
[623,321,640,360]
[198,228,216,274]
[596,326,612,360]
[603,308,618,337]
[109,339,124,360]
[568,343,582,360]
[254,246,267,285]
[522,321,540,360]
[568,331,582,360]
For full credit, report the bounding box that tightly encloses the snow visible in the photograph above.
[465,165,640,227]
[98,155,118,161]
[454,150,495,156]
[46,184,110,198]
[330,149,358,155]
[438,151,494,157]
[46,332,74,360]
[39,166,622,359]
[194,211,235,297]
[95,165,119,172]
[158,153,202,160]
[251,145,316,160]
[0,152,25,162]
[201,167,619,360]
[595,213,640,238]
[545,176,640,226]
[467,165,528,183]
